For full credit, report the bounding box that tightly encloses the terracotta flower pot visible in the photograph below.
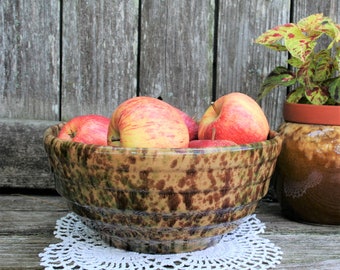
[275,102,340,224]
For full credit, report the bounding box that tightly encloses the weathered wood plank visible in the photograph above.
[257,202,340,269]
[0,119,58,189]
[0,195,339,269]
[0,235,60,270]
[276,260,340,270]
[216,0,290,130]
[292,0,340,22]
[2,0,340,131]
[257,202,340,235]
[0,194,66,211]
[268,235,340,268]
[139,0,215,119]
[0,0,60,120]
[61,0,139,120]
[0,195,67,270]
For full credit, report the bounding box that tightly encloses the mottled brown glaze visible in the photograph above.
[275,122,340,225]
[44,123,282,254]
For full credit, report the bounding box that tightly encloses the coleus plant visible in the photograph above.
[255,13,340,105]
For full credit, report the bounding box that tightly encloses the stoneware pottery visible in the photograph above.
[44,123,282,254]
[275,102,340,225]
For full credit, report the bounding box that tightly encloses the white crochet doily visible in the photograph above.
[39,213,282,270]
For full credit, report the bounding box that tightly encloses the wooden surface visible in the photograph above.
[139,0,215,120]
[3,0,340,126]
[0,194,339,269]
[61,0,139,119]
[0,0,60,120]
[2,0,340,190]
[0,119,58,189]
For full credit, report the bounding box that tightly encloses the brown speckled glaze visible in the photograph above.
[44,123,282,254]
[275,122,340,225]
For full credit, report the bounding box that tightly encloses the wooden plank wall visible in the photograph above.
[1,0,339,190]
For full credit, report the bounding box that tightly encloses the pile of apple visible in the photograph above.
[58,92,270,148]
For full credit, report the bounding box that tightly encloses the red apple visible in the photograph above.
[58,114,110,145]
[188,139,237,148]
[107,96,189,148]
[174,108,199,140]
[157,96,198,140]
[198,92,270,144]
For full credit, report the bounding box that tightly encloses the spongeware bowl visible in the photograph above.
[43,123,282,254]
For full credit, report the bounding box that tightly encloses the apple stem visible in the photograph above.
[69,130,76,138]
[211,102,218,115]
[212,127,216,140]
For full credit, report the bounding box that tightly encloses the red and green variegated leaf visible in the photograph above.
[336,46,340,72]
[287,57,303,68]
[318,17,340,43]
[313,50,335,82]
[328,77,340,103]
[336,25,340,42]
[259,43,287,51]
[321,22,340,48]
[305,85,329,105]
[296,59,313,86]
[298,14,340,46]
[283,24,316,61]
[257,66,296,101]
[255,23,295,51]
[297,14,326,34]
[286,87,305,103]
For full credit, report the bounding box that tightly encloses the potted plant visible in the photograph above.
[255,13,340,224]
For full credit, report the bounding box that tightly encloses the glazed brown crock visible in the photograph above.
[44,123,282,254]
[275,102,340,224]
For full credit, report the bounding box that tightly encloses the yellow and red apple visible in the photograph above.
[174,108,199,140]
[58,114,110,145]
[198,92,269,144]
[107,96,189,148]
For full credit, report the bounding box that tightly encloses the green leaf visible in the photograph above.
[256,13,340,105]
[255,23,295,51]
[297,14,328,36]
[286,87,305,103]
[296,59,313,86]
[298,14,340,48]
[257,66,296,101]
[328,77,340,103]
[336,46,340,71]
[313,50,335,82]
[283,24,316,61]
[305,85,329,105]
[287,57,303,68]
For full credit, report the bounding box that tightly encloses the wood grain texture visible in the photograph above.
[216,0,290,130]
[0,195,67,270]
[139,0,215,119]
[61,0,139,120]
[1,0,339,124]
[0,0,60,120]
[292,0,340,21]
[2,0,340,189]
[0,119,58,189]
[0,195,339,269]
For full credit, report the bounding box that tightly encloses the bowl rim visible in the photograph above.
[44,122,282,155]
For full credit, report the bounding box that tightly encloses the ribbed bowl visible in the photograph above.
[43,123,282,254]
